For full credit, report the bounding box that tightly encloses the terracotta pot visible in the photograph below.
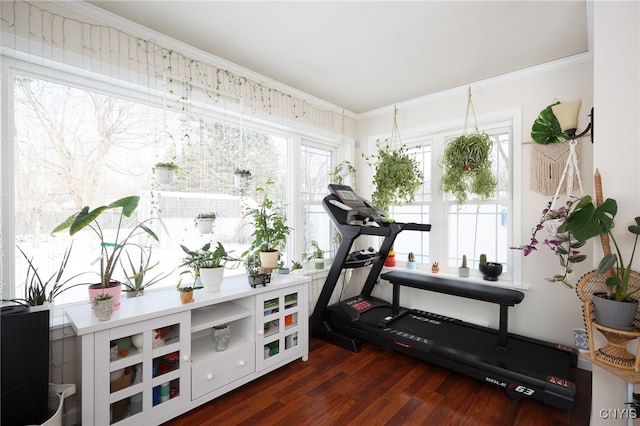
[180,291,194,304]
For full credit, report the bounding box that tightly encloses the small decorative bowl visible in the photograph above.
[479,262,503,281]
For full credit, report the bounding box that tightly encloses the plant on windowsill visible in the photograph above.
[121,246,172,298]
[458,255,470,278]
[303,240,325,269]
[363,107,423,212]
[93,293,114,321]
[244,178,292,269]
[176,280,194,304]
[243,251,271,288]
[1,243,91,308]
[180,242,238,293]
[52,195,159,310]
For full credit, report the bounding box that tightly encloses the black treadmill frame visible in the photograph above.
[310,190,578,411]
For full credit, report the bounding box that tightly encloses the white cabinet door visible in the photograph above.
[94,312,190,425]
[256,284,308,371]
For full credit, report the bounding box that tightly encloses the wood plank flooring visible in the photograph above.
[164,337,591,426]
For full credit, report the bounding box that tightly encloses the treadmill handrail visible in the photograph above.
[380,271,524,306]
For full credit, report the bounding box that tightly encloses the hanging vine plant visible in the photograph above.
[363,107,424,212]
[440,88,497,204]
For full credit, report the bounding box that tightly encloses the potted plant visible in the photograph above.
[180,242,237,293]
[458,255,470,278]
[52,195,159,310]
[243,251,270,288]
[194,212,217,235]
[557,195,640,329]
[234,168,252,191]
[245,178,292,269]
[93,293,114,321]
[153,162,179,186]
[440,131,497,204]
[329,161,357,186]
[304,240,325,269]
[431,261,439,273]
[3,244,90,308]
[363,107,424,212]
[364,140,423,212]
[511,198,586,287]
[176,280,194,304]
[121,246,172,298]
[407,252,417,270]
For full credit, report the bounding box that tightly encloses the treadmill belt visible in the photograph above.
[356,306,571,380]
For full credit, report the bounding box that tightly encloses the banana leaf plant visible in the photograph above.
[52,196,159,289]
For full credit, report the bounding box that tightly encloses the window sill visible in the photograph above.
[381,264,529,291]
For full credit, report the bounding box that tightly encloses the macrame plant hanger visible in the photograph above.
[548,138,583,215]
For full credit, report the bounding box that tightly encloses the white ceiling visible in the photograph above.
[87,1,590,115]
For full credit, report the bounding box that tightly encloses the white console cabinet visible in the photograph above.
[65,274,309,425]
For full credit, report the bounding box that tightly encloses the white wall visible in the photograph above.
[591,1,640,424]
[356,59,594,346]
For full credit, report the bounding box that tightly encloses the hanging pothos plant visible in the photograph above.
[440,88,497,204]
[363,107,423,212]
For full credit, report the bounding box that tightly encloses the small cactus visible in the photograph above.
[408,252,415,262]
[461,255,468,269]
[479,254,487,266]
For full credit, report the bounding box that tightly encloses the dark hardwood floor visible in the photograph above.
[164,337,591,426]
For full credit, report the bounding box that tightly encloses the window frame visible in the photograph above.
[375,110,523,288]
[1,57,342,304]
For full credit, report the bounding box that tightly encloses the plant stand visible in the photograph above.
[590,321,640,371]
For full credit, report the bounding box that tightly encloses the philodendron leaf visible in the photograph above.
[531,102,567,145]
[628,217,640,235]
[558,196,617,242]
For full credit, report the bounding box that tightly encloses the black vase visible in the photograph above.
[479,262,503,281]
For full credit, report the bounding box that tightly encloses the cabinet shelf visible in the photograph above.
[191,333,252,362]
[192,301,253,333]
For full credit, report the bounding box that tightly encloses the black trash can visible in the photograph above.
[1,305,50,425]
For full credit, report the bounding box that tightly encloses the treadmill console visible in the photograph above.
[328,184,386,222]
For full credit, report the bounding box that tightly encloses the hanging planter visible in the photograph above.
[234,169,251,191]
[363,107,423,212]
[153,162,178,186]
[194,212,217,235]
[440,88,497,205]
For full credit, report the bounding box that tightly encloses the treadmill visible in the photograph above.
[310,184,578,411]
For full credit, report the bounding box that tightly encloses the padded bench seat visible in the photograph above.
[380,271,524,306]
[380,270,525,351]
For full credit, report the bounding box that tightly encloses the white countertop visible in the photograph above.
[65,274,310,336]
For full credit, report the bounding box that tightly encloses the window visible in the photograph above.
[4,65,334,305]
[388,120,517,283]
[300,143,335,260]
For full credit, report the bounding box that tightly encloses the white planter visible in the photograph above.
[199,267,224,293]
[94,298,114,321]
[155,167,175,186]
[234,174,249,191]
[195,218,214,234]
[260,250,279,269]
